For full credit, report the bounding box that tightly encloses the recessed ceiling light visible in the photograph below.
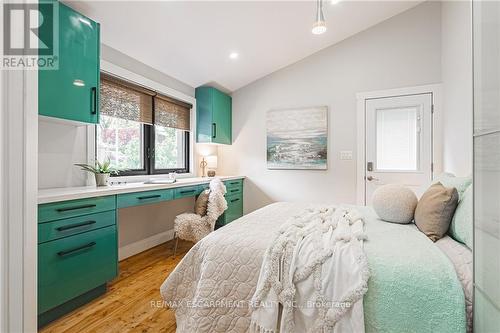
[229,52,239,60]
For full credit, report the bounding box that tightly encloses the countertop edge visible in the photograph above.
[38,176,246,204]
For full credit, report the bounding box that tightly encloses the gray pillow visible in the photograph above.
[415,182,459,242]
[372,184,418,224]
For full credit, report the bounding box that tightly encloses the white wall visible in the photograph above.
[441,0,473,176]
[219,2,442,213]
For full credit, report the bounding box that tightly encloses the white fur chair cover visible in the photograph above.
[174,178,228,243]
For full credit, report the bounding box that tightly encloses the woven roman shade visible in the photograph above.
[154,94,192,131]
[100,73,155,124]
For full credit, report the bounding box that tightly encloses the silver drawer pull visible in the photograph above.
[56,220,96,231]
[57,242,96,257]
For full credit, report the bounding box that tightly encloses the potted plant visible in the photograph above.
[75,159,119,187]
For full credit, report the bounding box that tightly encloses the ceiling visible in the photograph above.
[68,1,423,92]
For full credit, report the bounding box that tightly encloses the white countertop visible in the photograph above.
[38,176,245,204]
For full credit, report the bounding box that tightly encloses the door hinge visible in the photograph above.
[431,163,434,172]
[431,104,434,113]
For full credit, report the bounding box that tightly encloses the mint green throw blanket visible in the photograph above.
[359,206,466,333]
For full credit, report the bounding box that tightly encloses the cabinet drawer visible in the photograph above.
[226,193,243,224]
[38,196,116,223]
[117,189,173,208]
[174,185,200,199]
[39,211,116,244]
[38,225,117,314]
[226,186,242,196]
[225,179,243,191]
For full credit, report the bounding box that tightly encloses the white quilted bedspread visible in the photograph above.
[160,202,307,333]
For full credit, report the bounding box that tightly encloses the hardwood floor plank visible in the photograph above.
[39,240,192,333]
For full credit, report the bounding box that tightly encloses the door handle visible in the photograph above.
[212,123,217,139]
[366,176,379,182]
[91,87,97,114]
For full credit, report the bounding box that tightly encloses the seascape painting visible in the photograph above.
[267,106,328,170]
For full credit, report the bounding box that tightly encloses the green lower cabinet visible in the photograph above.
[225,193,243,223]
[117,189,173,208]
[38,225,118,316]
[174,185,200,199]
[217,184,244,228]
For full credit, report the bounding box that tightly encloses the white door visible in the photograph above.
[364,93,433,204]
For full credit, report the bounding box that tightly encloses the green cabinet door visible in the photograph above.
[39,2,100,124]
[213,89,232,145]
[195,87,232,145]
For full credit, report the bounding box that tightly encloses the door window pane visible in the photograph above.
[376,107,418,171]
[154,125,186,170]
[96,115,144,170]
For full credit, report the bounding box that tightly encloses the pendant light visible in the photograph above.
[312,0,327,35]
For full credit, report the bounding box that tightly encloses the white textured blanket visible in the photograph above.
[250,206,369,333]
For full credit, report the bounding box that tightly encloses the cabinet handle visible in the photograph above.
[137,194,161,200]
[230,189,238,193]
[56,204,96,212]
[180,190,195,194]
[212,123,217,139]
[229,181,239,185]
[57,242,96,257]
[230,198,240,203]
[56,220,96,231]
[91,87,97,114]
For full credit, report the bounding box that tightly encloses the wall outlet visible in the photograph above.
[340,150,353,160]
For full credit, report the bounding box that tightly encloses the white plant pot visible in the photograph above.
[95,173,110,187]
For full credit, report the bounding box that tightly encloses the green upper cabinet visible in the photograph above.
[39,2,100,124]
[196,87,232,145]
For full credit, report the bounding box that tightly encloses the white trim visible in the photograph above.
[94,60,197,180]
[355,84,442,205]
[2,60,39,333]
[118,229,175,261]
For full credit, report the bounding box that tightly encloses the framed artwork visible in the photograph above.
[267,106,328,170]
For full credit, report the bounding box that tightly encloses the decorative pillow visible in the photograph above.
[415,182,459,242]
[433,173,472,201]
[194,190,210,216]
[372,184,418,224]
[449,185,472,248]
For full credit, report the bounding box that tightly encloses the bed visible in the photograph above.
[160,202,469,333]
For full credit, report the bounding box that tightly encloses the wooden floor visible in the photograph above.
[40,239,192,333]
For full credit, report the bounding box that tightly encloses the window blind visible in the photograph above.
[154,94,192,131]
[100,73,155,124]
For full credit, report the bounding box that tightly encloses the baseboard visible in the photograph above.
[119,229,175,261]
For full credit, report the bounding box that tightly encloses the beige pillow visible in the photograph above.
[194,190,210,216]
[415,182,459,242]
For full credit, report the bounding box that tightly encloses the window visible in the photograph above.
[376,106,419,171]
[97,73,191,175]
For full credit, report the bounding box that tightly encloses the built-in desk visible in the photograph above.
[37,176,245,327]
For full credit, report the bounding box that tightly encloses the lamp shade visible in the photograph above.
[206,155,218,169]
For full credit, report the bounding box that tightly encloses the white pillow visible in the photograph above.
[372,184,418,224]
